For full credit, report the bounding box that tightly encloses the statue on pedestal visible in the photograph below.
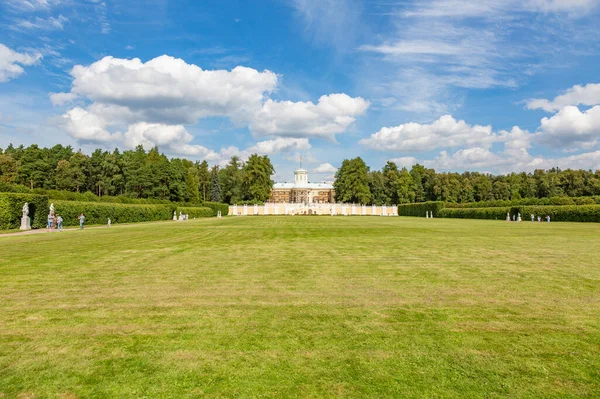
[49,203,55,216]
[20,202,31,230]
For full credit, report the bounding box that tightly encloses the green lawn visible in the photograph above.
[1,217,599,398]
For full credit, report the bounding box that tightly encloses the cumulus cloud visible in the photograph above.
[389,156,418,168]
[52,55,368,146]
[537,105,600,148]
[360,115,496,152]
[250,94,369,140]
[526,83,600,112]
[313,163,337,173]
[61,107,120,143]
[246,137,311,154]
[0,43,42,82]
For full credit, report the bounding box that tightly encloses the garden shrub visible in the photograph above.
[52,201,175,226]
[397,201,445,217]
[201,202,229,216]
[177,206,213,218]
[0,193,49,229]
[511,205,600,223]
[439,207,510,220]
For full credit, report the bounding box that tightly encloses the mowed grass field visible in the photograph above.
[1,217,599,398]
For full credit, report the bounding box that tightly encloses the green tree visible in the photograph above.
[242,154,274,202]
[197,160,210,202]
[210,165,222,202]
[221,156,244,204]
[333,157,371,204]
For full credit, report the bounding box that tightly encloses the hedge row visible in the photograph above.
[52,201,175,226]
[445,196,600,208]
[0,193,49,230]
[200,201,229,216]
[397,201,445,217]
[439,207,510,220]
[511,205,600,223]
[177,206,213,219]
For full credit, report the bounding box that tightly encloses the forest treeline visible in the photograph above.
[334,157,600,205]
[1,145,600,205]
[0,144,274,204]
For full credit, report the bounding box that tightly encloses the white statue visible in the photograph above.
[107,218,111,227]
[506,212,511,222]
[173,210,177,221]
[426,211,429,218]
[20,202,31,230]
[517,213,522,222]
[49,203,55,216]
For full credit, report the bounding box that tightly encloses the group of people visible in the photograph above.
[531,214,551,223]
[46,212,86,232]
[507,212,551,223]
[47,213,64,232]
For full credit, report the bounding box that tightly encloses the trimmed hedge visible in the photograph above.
[53,201,175,226]
[445,196,600,208]
[439,207,510,220]
[201,202,229,216]
[177,206,213,219]
[0,193,49,230]
[511,205,600,223]
[397,201,445,217]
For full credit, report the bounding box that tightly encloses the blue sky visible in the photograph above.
[1,0,600,182]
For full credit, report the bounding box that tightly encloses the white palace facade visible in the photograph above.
[269,168,335,204]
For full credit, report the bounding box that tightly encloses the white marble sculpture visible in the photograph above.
[506,212,511,222]
[20,202,31,230]
[49,202,55,216]
[426,211,429,218]
[173,210,177,221]
[517,213,522,222]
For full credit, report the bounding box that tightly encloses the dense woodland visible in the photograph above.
[0,144,274,204]
[1,144,600,205]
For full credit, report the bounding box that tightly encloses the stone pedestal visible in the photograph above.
[20,216,31,230]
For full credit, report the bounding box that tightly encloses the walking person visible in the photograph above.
[78,213,85,230]
[530,214,534,222]
[47,213,54,232]
[57,214,63,232]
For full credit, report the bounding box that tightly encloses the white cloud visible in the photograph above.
[14,15,68,31]
[424,148,504,170]
[389,157,418,168]
[49,92,77,105]
[290,0,363,51]
[360,115,496,152]
[53,55,368,147]
[61,107,119,143]
[0,43,42,83]
[4,0,62,12]
[538,105,600,148]
[358,0,598,114]
[247,137,311,154]
[313,163,337,173]
[250,94,369,140]
[526,83,600,112]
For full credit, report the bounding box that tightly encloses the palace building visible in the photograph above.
[270,168,335,204]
